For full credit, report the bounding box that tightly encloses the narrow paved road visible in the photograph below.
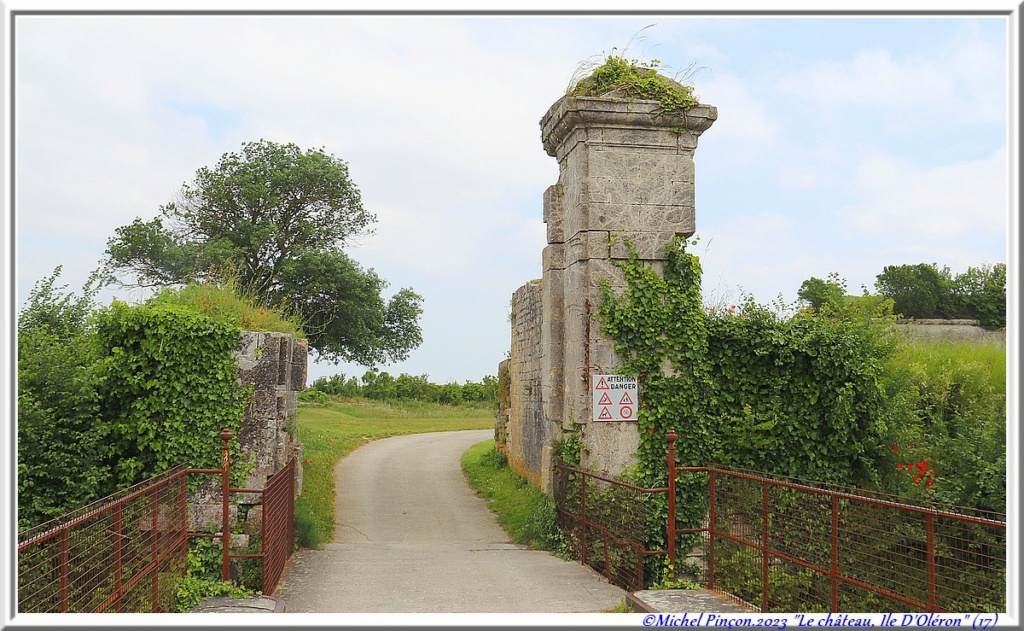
[274,429,626,613]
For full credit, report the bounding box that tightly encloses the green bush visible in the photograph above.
[17,269,108,528]
[17,270,287,531]
[172,539,255,612]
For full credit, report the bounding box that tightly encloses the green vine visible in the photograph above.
[595,236,904,585]
[92,301,251,490]
[569,55,699,113]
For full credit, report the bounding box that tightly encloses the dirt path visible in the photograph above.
[274,429,626,613]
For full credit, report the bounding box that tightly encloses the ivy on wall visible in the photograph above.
[92,302,252,491]
[595,236,904,569]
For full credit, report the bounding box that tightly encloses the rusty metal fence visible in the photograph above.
[18,428,297,612]
[224,457,296,596]
[17,465,190,613]
[552,462,663,591]
[681,466,1006,613]
[553,431,1006,613]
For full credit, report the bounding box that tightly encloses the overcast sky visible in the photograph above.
[10,7,1014,385]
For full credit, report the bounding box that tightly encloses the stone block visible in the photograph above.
[543,185,565,244]
[609,231,682,260]
[593,126,678,150]
[583,422,640,477]
[291,339,308,390]
[588,202,642,232]
[542,244,564,272]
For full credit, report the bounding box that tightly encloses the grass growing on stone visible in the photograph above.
[293,398,495,549]
[460,440,563,552]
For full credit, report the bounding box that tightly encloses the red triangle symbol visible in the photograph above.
[596,377,609,390]
[598,392,613,405]
[619,392,634,405]
[598,406,614,420]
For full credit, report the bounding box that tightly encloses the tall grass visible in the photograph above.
[294,399,495,549]
[146,280,303,336]
[893,338,1006,396]
[886,337,1006,513]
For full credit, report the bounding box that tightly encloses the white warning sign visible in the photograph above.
[592,374,639,422]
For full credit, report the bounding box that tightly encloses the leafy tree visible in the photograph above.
[875,263,953,319]
[797,273,846,312]
[276,248,422,365]
[102,139,423,365]
[875,262,1006,329]
[17,269,108,528]
[953,263,1006,330]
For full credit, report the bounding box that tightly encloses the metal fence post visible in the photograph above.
[927,512,937,611]
[761,480,769,613]
[666,429,678,580]
[580,473,588,566]
[220,427,233,582]
[59,527,69,612]
[150,487,159,612]
[114,502,124,612]
[831,493,839,612]
[709,469,716,590]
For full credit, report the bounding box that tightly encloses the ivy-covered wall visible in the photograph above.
[597,237,906,561]
[189,331,307,531]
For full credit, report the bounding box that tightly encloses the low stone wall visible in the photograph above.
[895,320,1005,346]
[188,331,307,533]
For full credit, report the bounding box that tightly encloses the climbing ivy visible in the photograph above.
[92,301,251,491]
[595,237,904,576]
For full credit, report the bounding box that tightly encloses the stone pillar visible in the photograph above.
[539,94,716,477]
[187,331,307,531]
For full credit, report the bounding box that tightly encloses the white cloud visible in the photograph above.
[776,26,1005,131]
[697,73,781,145]
[837,146,1007,241]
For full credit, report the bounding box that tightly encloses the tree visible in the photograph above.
[797,273,846,312]
[102,139,423,364]
[953,263,1007,330]
[17,268,108,528]
[874,263,952,319]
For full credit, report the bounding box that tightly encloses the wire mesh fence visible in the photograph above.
[552,437,1005,614]
[552,462,664,591]
[18,429,299,613]
[18,465,190,613]
[681,467,1006,613]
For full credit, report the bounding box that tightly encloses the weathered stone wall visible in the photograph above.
[896,319,1006,346]
[188,331,307,532]
[501,90,716,491]
[500,280,559,491]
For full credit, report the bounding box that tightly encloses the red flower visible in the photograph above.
[897,463,904,470]
[892,445,899,451]
[926,479,934,489]
[913,476,921,484]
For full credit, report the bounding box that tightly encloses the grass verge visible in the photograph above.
[294,398,495,549]
[460,440,564,553]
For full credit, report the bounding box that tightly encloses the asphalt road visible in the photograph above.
[274,429,626,613]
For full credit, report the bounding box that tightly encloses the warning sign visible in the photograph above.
[592,374,639,422]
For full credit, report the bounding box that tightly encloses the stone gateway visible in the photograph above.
[497,82,716,491]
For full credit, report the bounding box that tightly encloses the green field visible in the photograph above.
[294,398,495,548]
